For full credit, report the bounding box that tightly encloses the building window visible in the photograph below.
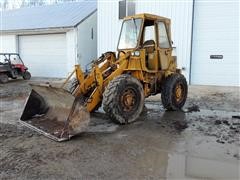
[119,0,135,19]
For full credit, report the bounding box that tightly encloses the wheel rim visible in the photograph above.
[175,83,185,103]
[120,88,137,112]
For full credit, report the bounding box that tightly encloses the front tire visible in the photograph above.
[23,71,31,80]
[103,74,144,124]
[161,73,188,110]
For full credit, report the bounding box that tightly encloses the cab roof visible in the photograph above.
[124,13,170,23]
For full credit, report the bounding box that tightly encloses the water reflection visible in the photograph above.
[167,153,239,179]
[135,148,239,179]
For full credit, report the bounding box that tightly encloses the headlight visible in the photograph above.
[134,51,140,56]
[131,51,140,57]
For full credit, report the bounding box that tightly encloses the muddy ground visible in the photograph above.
[0,79,239,180]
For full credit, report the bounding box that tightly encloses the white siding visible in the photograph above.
[0,35,18,53]
[66,29,77,74]
[77,11,97,70]
[98,1,123,55]
[191,0,239,86]
[98,0,193,81]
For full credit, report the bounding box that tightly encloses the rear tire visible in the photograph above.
[0,74,8,83]
[23,71,31,80]
[161,73,188,110]
[103,74,144,124]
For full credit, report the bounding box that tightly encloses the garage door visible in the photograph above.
[19,34,67,78]
[191,1,239,86]
[0,35,17,53]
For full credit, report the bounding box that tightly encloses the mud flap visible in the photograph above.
[19,84,90,142]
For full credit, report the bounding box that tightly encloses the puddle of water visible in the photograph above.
[167,153,239,179]
[145,102,240,117]
[188,109,240,118]
[128,141,239,180]
[86,123,119,133]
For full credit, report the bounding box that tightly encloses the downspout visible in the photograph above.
[189,0,195,84]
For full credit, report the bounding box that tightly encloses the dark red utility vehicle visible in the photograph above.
[0,53,31,83]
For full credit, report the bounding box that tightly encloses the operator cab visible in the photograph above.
[117,13,172,71]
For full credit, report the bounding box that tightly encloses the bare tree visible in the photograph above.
[51,0,79,4]
[2,0,9,10]
[21,0,28,8]
[0,0,80,10]
[26,0,45,7]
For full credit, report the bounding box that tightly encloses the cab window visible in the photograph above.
[118,19,142,49]
[158,22,170,48]
[142,19,156,49]
[144,25,155,43]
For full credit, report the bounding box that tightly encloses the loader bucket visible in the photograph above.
[20,84,90,142]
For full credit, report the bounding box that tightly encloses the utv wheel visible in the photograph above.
[161,73,188,110]
[11,69,18,79]
[0,74,8,83]
[23,71,31,80]
[103,74,144,124]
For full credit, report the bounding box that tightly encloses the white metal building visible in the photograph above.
[0,1,97,78]
[98,0,239,86]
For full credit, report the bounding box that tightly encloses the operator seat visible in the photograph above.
[143,40,155,70]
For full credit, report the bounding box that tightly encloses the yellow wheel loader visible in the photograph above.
[20,13,188,141]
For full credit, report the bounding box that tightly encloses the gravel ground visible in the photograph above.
[0,79,239,180]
